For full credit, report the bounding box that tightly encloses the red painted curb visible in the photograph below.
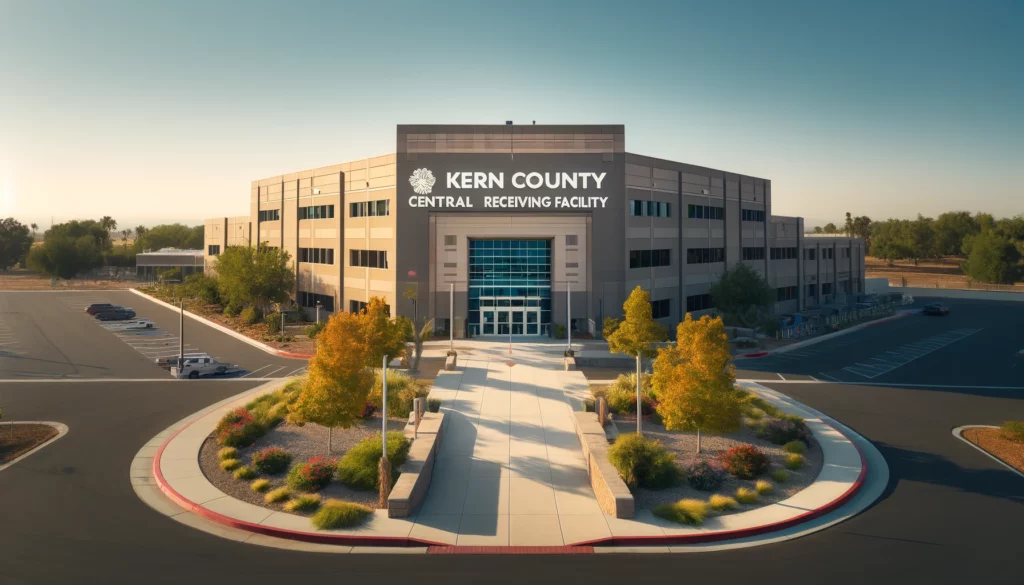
[428,546,595,554]
[572,420,869,548]
[152,415,442,548]
[274,351,314,359]
[735,351,769,359]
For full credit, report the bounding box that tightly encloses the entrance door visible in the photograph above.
[482,310,496,334]
[497,310,510,335]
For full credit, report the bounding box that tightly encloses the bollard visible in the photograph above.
[413,397,423,429]
[597,396,608,428]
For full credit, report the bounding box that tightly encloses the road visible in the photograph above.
[0,293,1021,584]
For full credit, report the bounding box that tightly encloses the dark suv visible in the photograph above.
[85,303,115,315]
[922,303,949,316]
[94,307,136,321]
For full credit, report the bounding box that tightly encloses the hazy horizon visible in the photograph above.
[2,0,1021,231]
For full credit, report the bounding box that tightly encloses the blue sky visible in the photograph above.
[1,0,1020,229]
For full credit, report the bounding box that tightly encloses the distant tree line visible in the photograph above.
[811,211,1024,284]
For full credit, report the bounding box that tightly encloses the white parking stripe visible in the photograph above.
[842,328,981,379]
[240,365,273,379]
[263,366,288,378]
[285,368,307,377]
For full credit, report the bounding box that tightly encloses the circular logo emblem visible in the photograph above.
[409,168,436,195]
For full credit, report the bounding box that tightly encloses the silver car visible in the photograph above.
[174,357,231,379]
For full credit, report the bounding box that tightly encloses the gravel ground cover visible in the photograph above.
[613,414,823,513]
[0,424,59,464]
[962,426,1024,473]
[199,414,408,512]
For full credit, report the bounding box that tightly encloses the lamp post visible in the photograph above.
[315,301,322,324]
[178,297,184,374]
[449,282,454,353]
[379,353,391,508]
[566,280,571,353]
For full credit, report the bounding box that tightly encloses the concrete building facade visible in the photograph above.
[204,124,865,336]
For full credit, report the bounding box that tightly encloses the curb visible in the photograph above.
[0,422,69,473]
[734,311,913,360]
[951,425,1024,480]
[129,288,313,360]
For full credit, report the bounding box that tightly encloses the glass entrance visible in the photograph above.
[480,307,541,336]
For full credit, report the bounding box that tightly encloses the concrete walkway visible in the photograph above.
[413,346,608,545]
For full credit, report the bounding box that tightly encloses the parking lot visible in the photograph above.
[0,290,306,380]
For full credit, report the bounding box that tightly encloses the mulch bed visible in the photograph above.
[0,424,59,465]
[198,413,409,514]
[613,415,823,513]
[962,427,1024,473]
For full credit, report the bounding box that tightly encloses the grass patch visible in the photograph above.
[219,458,241,472]
[250,479,271,493]
[233,466,257,480]
[311,500,373,529]
[783,440,807,454]
[265,487,292,504]
[336,432,410,490]
[755,479,774,495]
[218,447,239,460]
[785,453,805,470]
[708,494,738,511]
[771,469,790,483]
[284,493,322,513]
[735,487,759,504]
[653,499,708,525]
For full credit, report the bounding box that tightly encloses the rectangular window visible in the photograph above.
[629,199,672,217]
[630,248,671,268]
[207,245,220,256]
[822,282,834,295]
[298,291,334,312]
[630,200,643,216]
[741,209,765,222]
[350,201,383,217]
[776,286,798,302]
[298,204,335,220]
[686,248,724,264]
[687,204,724,220]
[298,247,334,265]
[349,300,367,313]
[742,247,765,261]
[349,249,388,268]
[806,248,816,261]
[807,283,817,298]
[258,209,280,222]
[651,299,671,319]
[686,293,714,313]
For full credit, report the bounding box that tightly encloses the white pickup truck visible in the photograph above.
[172,357,232,379]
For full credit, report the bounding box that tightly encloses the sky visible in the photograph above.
[0,0,1021,231]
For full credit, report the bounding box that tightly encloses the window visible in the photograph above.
[258,209,280,222]
[207,245,220,256]
[687,204,724,220]
[806,248,816,261]
[629,200,672,217]
[298,247,334,265]
[742,247,765,261]
[823,248,834,260]
[350,199,390,217]
[822,282,834,295]
[741,208,765,222]
[776,286,798,302]
[349,249,388,268]
[686,293,714,312]
[297,291,334,312]
[770,247,798,260]
[807,283,817,297]
[651,299,671,319]
[844,247,851,258]
[298,205,335,220]
[349,300,367,313]
[629,248,671,268]
[686,247,725,264]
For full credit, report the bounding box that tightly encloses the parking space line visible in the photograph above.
[264,366,288,378]
[842,328,982,379]
[240,365,273,378]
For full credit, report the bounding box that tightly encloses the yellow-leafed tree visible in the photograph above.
[362,297,408,368]
[652,313,741,453]
[606,286,667,435]
[290,310,375,454]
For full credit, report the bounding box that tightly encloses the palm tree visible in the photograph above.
[99,216,117,237]
[30,223,38,239]
[121,229,131,249]
[134,225,147,251]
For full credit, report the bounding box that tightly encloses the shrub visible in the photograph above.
[427,398,441,413]
[735,487,759,504]
[757,417,810,446]
[336,432,411,490]
[265,487,292,504]
[738,392,783,418]
[311,500,373,529]
[233,466,257,480]
[720,444,771,479]
[755,479,774,495]
[685,460,727,491]
[653,499,708,525]
[215,407,266,448]
[287,457,336,492]
[305,321,326,339]
[771,469,790,483]
[284,493,322,513]
[219,458,241,472]
[708,494,738,511]
[181,273,220,305]
[745,407,765,420]
[603,373,655,415]
[368,369,427,418]
[223,302,241,317]
[783,440,807,454]
[1000,421,1024,443]
[250,479,271,493]
[785,453,805,470]
[608,433,680,490]
[251,447,292,475]
[265,312,282,334]
[218,447,238,461]
[239,306,261,325]
[553,324,567,339]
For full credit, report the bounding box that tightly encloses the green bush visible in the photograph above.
[602,372,655,414]
[755,479,774,495]
[214,407,266,447]
[286,457,335,492]
[251,479,271,493]
[735,487,759,504]
[336,432,410,490]
[757,417,811,446]
[265,312,282,334]
[427,398,441,413]
[251,447,292,474]
[217,447,238,461]
[368,369,427,418]
[305,321,326,339]
[264,487,292,504]
[181,273,221,305]
[553,324,567,339]
[239,306,261,325]
[311,500,372,529]
[771,469,790,483]
[708,494,738,511]
[738,391,783,418]
[1000,421,1024,443]
[219,458,241,472]
[284,493,322,513]
[233,466,257,480]
[785,453,805,470]
[223,302,241,317]
[783,440,807,454]
[653,499,708,525]
[608,433,680,490]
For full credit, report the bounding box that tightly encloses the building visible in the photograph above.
[136,248,205,281]
[204,124,865,337]
[203,215,252,272]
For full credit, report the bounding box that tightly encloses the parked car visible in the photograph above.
[85,303,114,315]
[95,308,136,321]
[118,319,155,330]
[155,353,211,369]
[922,303,949,316]
[174,357,231,379]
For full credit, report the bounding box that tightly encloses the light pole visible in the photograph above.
[566,280,571,353]
[178,297,184,374]
[379,353,391,508]
[449,282,454,354]
[315,301,322,324]
[636,353,642,435]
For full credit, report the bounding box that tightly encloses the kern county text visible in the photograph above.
[407,195,609,209]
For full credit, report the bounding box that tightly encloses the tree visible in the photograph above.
[120,229,132,249]
[361,297,408,367]
[407,318,434,373]
[870,219,911,264]
[134,223,203,252]
[906,214,937,265]
[0,218,34,270]
[709,263,775,331]
[823,223,838,234]
[932,211,979,257]
[652,314,741,454]
[962,231,1021,284]
[99,216,117,235]
[25,220,109,278]
[606,286,667,435]
[852,215,873,242]
[289,311,375,453]
[215,244,295,315]
[812,226,824,234]
[844,212,854,237]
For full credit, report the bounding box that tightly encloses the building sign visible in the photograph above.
[406,168,608,209]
